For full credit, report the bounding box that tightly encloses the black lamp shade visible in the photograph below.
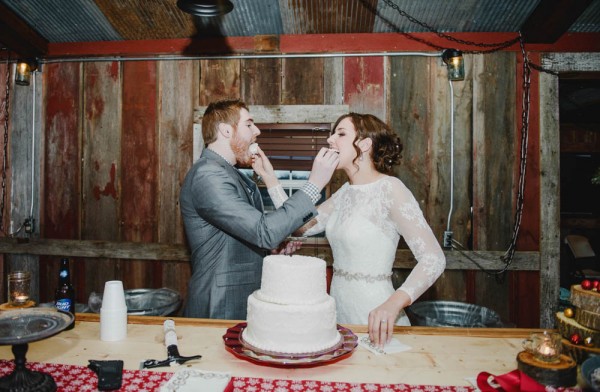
[177,0,233,17]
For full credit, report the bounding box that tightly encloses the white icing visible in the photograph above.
[243,254,340,354]
[258,255,328,305]
[243,293,340,354]
[249,143,259,155]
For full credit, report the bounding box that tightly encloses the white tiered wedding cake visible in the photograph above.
[242,255,341,354]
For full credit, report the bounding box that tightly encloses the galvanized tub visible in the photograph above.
[88,288,181,316]
[406,300,504,328]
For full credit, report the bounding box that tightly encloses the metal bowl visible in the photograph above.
[406,300,504,328]
[124,288,181,316]
[88,288,181,316]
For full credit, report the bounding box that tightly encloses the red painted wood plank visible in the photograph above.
[42,62,82,303]
[344,56,385,119]
[81,61,122,294]
[0,63,7,303]
[43,62,81,239]
[121,61,158,244]
[46,33,600,58]
[517,53,541,252]
[121,61,160,289]
[47,37,255,58]
[508,52,541,328]
[281,33,600,53]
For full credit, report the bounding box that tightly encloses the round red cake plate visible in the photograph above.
[222,322,358,368]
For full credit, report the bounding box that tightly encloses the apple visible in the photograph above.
[570,333,583,345]
[582,279,593,290]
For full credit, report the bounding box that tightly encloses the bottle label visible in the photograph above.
[56,298,73,312]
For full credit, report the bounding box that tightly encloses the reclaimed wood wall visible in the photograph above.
[2,51,547,326]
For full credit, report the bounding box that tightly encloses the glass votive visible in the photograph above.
[522,330,562,363]
[8,271,31,306]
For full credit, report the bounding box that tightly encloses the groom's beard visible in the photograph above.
[231,131,252,167]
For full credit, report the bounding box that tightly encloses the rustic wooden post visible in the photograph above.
[539,52,600,328]
[8,68,42,303]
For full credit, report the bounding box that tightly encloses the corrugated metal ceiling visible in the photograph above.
[1,0,599,44]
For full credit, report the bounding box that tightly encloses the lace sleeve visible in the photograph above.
[298,189,339,236]
[267,184,288,209]
[388,178,446,304]
[267,184,330,236]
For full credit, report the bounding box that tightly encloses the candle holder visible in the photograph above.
[522,331,562,363]
[0,308,74,391]
[7,271,32,307]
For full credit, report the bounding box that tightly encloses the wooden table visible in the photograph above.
[0,313,554,387]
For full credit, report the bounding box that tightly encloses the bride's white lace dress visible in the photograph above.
[302,176,446,325]
[306,176,446,325]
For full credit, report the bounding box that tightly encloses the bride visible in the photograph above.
[253,113,446,348]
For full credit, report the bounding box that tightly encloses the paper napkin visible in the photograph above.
[357,334,412,355]
[160,368,231,392]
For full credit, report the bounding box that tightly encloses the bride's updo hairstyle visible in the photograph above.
[332,113,403,175]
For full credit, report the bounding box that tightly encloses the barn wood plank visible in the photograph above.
[428,55,473,302]
[539,68,561,329]
[158,60,196,301]
[241,58,281,105]
[194,105,349,124]
[0,63,5,302]
[389,56,431,209]
[472,52,517,323]
[121,61,158,289]
[8,69,42,302]
[541,52,600,72]
[42,62,82,302]
[199,59,240,105]
[323,57,344,105]
[282,58,324,104]
[509,53,544,327]
[82,61,122,294]
[0,238,539,270]
[344,56,385,120]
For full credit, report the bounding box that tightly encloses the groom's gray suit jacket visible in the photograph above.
[179,149,317,320]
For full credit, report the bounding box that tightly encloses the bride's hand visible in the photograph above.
[251,147,278,188]
[271,240,303,256]
[368,290,411,348]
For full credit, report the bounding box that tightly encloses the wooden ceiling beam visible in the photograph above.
[520,0,593,44]
[0,2,48,59]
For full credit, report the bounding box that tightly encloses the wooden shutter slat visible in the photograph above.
[257,123,331,170]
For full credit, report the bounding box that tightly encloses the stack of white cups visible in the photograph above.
[100,280,128,341]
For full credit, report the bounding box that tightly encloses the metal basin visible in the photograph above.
[88,288,181,316]
[406,300,504,328]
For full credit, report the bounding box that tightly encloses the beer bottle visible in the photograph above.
[55,257,75,330]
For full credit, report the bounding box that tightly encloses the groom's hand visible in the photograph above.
[307,147,339,190]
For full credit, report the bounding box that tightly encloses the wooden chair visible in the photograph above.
[564,234,600,282]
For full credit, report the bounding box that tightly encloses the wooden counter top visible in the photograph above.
[0,313,548,387]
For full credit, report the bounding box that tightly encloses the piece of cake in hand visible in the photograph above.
[249,143,259,155]
[242,255,341,354]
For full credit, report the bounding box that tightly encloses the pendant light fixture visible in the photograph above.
[15,59,38,86]
[441,49,464,81]
[177,0,233,17]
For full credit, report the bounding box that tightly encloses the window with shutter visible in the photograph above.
[239,122,332,214]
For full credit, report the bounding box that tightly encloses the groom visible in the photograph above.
[179,99,338,320]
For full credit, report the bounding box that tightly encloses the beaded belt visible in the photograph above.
[333,268,392,283]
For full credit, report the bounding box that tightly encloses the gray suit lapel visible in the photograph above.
[203,149,263,210]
